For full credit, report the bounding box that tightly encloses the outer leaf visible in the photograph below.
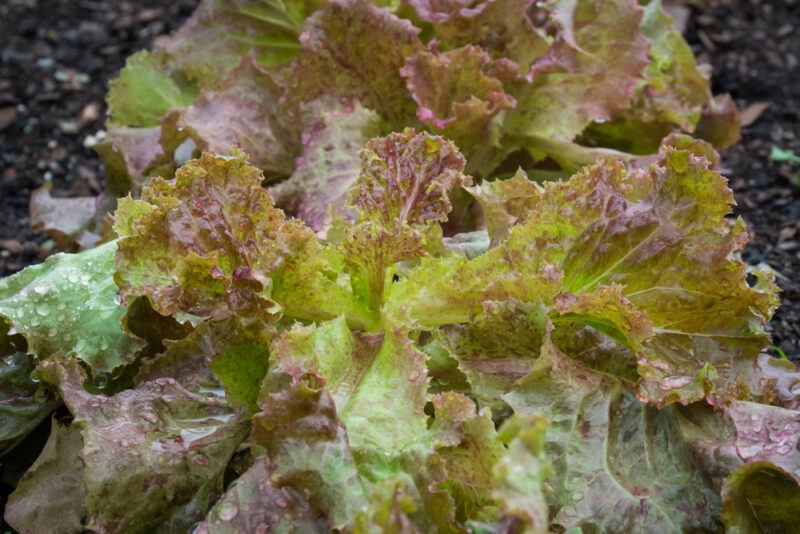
[505,342,721,533]
[676,400,800,489]
[179,55,300,178]
[157,0,321,85]
[107,50,198,127]
[0,241,145,373]
[114,151,314,320]
[401,45,516,155]
[287,0,422,126]
[93,112,188,197]
[586,0,711,153]
[269,98,384,231]
[35,358,247,533]
[4,420,85,534]
[695,93,742,150]
[195,457,327,533]
[508,0,650,161]
[0,349,60,457]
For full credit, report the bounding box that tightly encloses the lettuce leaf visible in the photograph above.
[114,150,314,321]
[389,139,777,406]
[6,358,247,533]
[0,241,145,373]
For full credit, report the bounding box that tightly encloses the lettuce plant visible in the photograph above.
[2,128,799,533]
[3,0,797,532]
[83,0,740,239]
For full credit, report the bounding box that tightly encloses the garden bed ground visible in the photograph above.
[0,4,798,339]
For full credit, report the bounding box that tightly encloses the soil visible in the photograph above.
[0,0,198,273]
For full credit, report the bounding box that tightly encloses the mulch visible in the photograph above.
[0,0,197,272]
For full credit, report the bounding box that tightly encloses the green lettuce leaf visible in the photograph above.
[721,462,800,534]
[107,50,199,127]
[484,414,551,534]
[0,241,145,373]
[252,368,368,529]
[675,400,800,533]
[3,419,85,533]
[0,349,60,457]
[506,341,722,532]
[261,318,549,531]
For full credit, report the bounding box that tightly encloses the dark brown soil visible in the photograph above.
[0,0,198,273]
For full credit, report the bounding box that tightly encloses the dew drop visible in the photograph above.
[36,304,50,317]
[99,338,109,351]
[572,492,584,502]
[217,502,239,522]
[33,286,47,295]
